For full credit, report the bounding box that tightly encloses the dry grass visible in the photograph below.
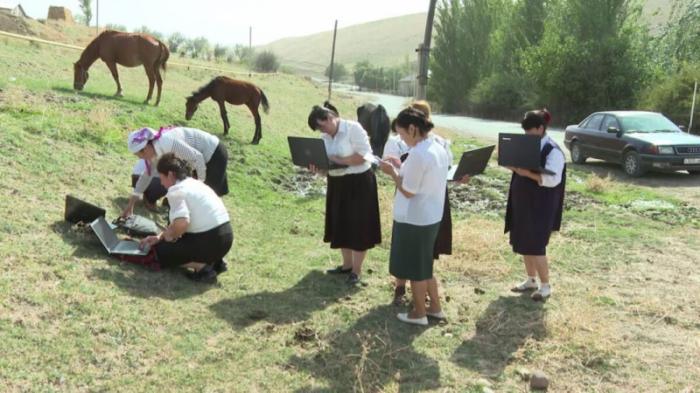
[585,173,615,194]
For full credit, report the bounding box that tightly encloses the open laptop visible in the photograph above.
[90,216,150,256]
[497,133,555,175]
[65,195,106,224]
[447,145,495,181]
[288,136,349,170]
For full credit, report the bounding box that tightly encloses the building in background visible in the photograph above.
[0,2,27,18]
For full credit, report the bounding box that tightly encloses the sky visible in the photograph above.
[22,0,430,46]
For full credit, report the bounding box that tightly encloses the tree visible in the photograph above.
[105,23,127,32]
[79,0,92,26]
[324,63,348,82]
[214,44,229,60]
[431,0,500,112]
[189,36,211,59]
[135,26,164,41]
[254,51,280,72]
[234,44,255,64]
[167,32,186,54]
[521,0,651,122]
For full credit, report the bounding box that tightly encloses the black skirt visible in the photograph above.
[324,169,382,251]
[433,188,452,259]
[155,222,233,268]
[204,142,229,196]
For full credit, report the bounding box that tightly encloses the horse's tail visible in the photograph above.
[260,89,270,114]
[158,41,170,72]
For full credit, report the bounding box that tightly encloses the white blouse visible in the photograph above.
[167,178,230,234]
[540,135,565,188]
[133,127,220,198]
[393,138,450,226]
[321,120,373,177]
[383,134,409,159]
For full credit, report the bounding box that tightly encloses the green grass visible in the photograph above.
[1,34,700,392]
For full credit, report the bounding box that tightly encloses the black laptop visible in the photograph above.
[497,133,555,175]
[65,195,106,224]
[288,136,349,170]
[447,145,495,181]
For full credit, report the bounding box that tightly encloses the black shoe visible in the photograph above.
[213,260,228,274]
[326,266,352,275]
[346,273,360,286]
[186,266,217,284]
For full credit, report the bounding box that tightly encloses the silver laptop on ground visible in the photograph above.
[90,216,150,256]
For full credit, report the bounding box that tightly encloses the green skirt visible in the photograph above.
[389,220,441,281]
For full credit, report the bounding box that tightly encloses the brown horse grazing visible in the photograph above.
[185,76,270,144]
[73,30,170,105]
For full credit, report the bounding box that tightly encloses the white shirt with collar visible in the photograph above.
[321,119,373,177]
[132,127,220,198]
[167,177,230,234]
[393,137,450,226]
[539,134,565,188]
[383,134,409,159]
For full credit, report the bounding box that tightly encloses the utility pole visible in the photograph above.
[327,19,338,101]
[249,26,252,48]
[415,0,438,100]
[95,0,99,35]
[690,80,698,134]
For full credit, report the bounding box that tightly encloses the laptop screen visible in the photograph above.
[90,216,120,250]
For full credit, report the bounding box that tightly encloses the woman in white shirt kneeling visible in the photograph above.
[379,107,450,325]
[140,153,233,283]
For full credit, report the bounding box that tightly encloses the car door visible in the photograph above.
[597,115,626,162]
[579,114,606,159]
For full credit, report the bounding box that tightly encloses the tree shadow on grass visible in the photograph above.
[288,304,441,392]
[210,270,357,330]
[50,220,212,299]
[451,294,546,377]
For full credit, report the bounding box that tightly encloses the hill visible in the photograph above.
[258,13,426,77]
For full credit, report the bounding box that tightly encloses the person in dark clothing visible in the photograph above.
[505,109,566,301]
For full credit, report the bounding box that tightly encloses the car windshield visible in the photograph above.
[619,114,681,133]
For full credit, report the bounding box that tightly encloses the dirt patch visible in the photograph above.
[0,13,32,36]
[275,169,326,198]
[293,325,319,345]
[621,200,700,227]
[450,176,597,215]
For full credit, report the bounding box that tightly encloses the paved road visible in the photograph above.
[343,89,566,151]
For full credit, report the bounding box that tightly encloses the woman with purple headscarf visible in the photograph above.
[121,126,229,218]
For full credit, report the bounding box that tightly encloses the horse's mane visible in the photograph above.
[188,77,219,100]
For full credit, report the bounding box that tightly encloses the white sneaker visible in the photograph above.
[511,278,538,292]
[531,284,551,301]
[397,313,428,326]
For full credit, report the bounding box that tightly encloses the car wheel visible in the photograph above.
[623,151,645,177]
[689,170,700,175]
[570,141,587,164]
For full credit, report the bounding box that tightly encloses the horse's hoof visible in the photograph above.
[115,92,124,97]
[251,139,260,145]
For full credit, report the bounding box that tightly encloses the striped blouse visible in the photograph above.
[132,127,219,198]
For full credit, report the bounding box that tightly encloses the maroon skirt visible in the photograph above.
[324,169,381,251]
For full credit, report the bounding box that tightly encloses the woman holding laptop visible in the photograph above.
[505,109,566,301]
[306,104,381,286]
